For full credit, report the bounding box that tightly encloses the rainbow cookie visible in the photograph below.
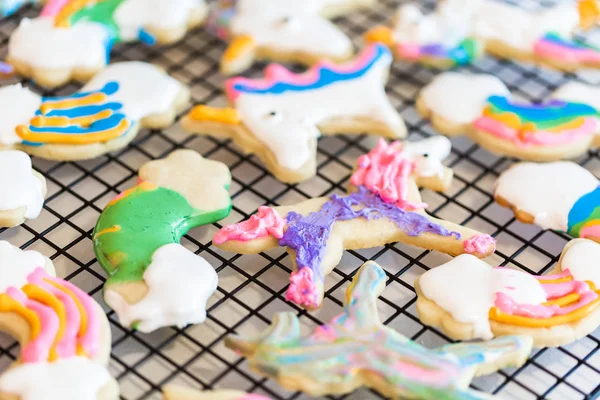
[163,386,270,400]
[0,61,189,161]
[93,149,232,332]
[494,161,600,241]
[0,151,46,228]
[0,242,118,400]
[182,44,407,183]
[225,261,533,398]
[7,0,206,88]
[416,239,600,347]
[208,0,375,75]
[213,137,496,310]
[417,72,600,161]
[365,0,600,72]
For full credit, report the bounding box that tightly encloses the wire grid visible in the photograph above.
[1,0,600,399]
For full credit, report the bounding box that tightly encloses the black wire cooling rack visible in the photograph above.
[2,0,600,399]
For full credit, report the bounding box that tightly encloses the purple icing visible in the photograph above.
[279,186,460,282]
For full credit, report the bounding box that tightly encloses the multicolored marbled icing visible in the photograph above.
[225,261,533,399]
[213,206,285,244]
[94,181,231,285]
[17,82,130,146]
[225,44,389,100]
[474,95,600,146]
[534,32,600,64]
[279,186,459,308]
[397,38,479,66]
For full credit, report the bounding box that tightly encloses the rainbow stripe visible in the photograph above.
[17,81,131,146]
[534,32,600,64]
[474,96,599,145]
[226,44,391,100]
[568,186,600,238]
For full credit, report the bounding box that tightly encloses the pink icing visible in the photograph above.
[534,41,600,63]
[463,234,496,255]
[494,269,598,318]
[581,224,600,238]
[213,206,285,245]
[7,287,59,363]
[40,0,70,17]
[285,268,319,309]
[392,360,454,385]
[473,116,598,146]
[397,44,422,60]
[225,44,383,101]
[350,139,426,210]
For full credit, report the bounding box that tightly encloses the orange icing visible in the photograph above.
[579,0,600,30]
[188,105,241,125]
[40,92,108,114]
[364,26,395,47]
[16,118,131,145]
[224,35,256,63]
[0,293,41,340]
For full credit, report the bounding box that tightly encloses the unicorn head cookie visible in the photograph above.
[7,0,206,87]
[93,149,232,332]
[417,72,600,162]
[183,44,407,183]
[209,0,375,75]
[417,239,600,347]
[365,0,600,72]
[214,137,496,309]
[0,242,118,400]
[0,61,189,161]
[225,261,533,398]
[495,161,600,240]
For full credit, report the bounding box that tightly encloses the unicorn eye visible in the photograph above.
[263,111,283,123]
[423,153,429,158]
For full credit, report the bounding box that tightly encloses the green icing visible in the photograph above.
[70,0,123,41]
[93,184,231,285]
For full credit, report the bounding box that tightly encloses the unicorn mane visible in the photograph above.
[225,44,391,100]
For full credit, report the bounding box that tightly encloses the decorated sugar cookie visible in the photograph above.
[0,62,189,161]
[214,137,496,309]
[208,0,375,75]
[417,239,600,347]
[225,261,533,398]
[365,0,600,72]
[0,151,46,228]
[416,72,600,161]
[7,0,206,88]
[1,0,38,17]
[163,386,270,400]
[494,161,600,240]
[182,44,407,183]
[93,149,232,332]
[0,244,118,400]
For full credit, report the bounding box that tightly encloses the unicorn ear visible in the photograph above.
[187,105,241,125]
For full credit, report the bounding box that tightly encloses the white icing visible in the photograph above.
[494,162,598,231]
[114,0,203,41]
[393,0,580,53]
[0,356,111,400]
[420,72,509,125]
[0,84,41,145]
[419,254,546,339]
[104,243,218,333]
[83,62,182,120]
[0,241,52,293]
[235,50,403,170]
[0,151,45,219]
[403,136,451,178]
[8,17,110,69]
[561,240,600,286]
[230,0,352,58]
[552,82,600,114]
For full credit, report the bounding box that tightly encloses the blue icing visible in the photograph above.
[567,185,600,233]
[231,44,391,95]
[41,103,123,118]
[41,82,119,102]
[542,32,600,51]
[28,113,128,135]
[487,95,599,122]
[138,29,156,45]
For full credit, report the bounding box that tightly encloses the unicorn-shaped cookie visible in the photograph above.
[365,0,600,72]
[495,161,600,240]
[0,61,189,161]
[417,72,600,161]
[0,241,118,400]
[7,0,206,87]
[209,0,375,75]
[93,150,232,332]
[182,44,406,183]
[225,261,533,398]
[213,137,496,309]
[417,239,600,347]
